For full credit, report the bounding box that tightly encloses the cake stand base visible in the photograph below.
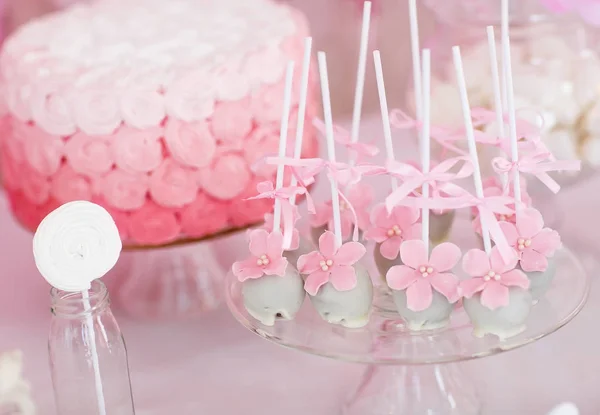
[226,247,589,415]
[343,363,479,415]
[109,239,224,319]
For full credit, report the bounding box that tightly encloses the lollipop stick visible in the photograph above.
[408,0,422,122]
[273,62,295,231]
[373,50,398,191]
[486,26,505,144]
[290,37,313,206]
[502,32,523,209]
[501,0,509,109]
[349,1,372,165]
[453,46,492,254]
[318,52,343,248]
[81,288,107,415]
[421,49,431,252]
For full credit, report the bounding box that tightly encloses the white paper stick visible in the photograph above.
[81,289,107,415]
[453,46,491,254]
[421,49,431,252]
[272,62,295,232]
[409,0,422,121]
[349,1,372,165]
[373,50,398,192]
[318,52,343,248]
[290,37,313,206]
[501,0,509,110]
[502,33,523,207]
[486,26,505,144]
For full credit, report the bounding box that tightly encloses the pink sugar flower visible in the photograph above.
[498,208,561,273]
[232,229,289,282]
[310,182,373,240]
[386,240,461,312]
[263,205,300,251]
[364,203,421,260]
[298,231,366,295]
[461,246,530,310]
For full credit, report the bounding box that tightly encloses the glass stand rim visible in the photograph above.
[225,246,589,366]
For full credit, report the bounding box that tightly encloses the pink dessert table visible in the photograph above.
[0,115,599,414]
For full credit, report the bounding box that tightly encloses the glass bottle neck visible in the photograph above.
[51,280,110,319]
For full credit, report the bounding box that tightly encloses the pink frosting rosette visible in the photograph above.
[3,131,25,163]
[73,89,122,135]
[22,128,63,176]
[120,87,166,130]
[8,190,59,232]
[179,191,230,239]
[0,150,20,190]
[29,81,76,136]
[64,132,114,177]
[164,118,216,168]
[111,126,163,173]
[250,77,297,123]
[20,163,50,205]
[211,62,251,102]
[244,45,287,87]
[149,159,198,208]
[210,99,253,147]
[98,169,149,211]
[197,152,251,200]
[50,164,93,203]
[128,201,181,245]
[92,197,130,241]
[244,124,281,177]
[165,71,216,122]
[228,177,274,227]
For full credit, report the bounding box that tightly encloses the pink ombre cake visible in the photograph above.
[0,0,318,246]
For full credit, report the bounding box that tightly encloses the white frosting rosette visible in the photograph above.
[29,81,76,137]
[33,201,122,292]
[120,87,166,129]
[73,89,122,135]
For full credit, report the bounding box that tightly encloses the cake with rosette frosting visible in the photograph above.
[0,0,318,246]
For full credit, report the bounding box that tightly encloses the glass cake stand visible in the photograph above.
[109,226,250,319]
[225,245,589,414]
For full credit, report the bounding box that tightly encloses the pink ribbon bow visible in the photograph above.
[313,119,380,162]
[385,156,473,212]
[265,156,385,188]
[492,153,581,194]
[246,181,306,249]
[472,195,516,263]
[389,109,471,157]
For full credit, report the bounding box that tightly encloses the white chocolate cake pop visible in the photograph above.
[298,231,372,328]
[233,229,306,326]
[307,263,373,328]
[241,268,305,326]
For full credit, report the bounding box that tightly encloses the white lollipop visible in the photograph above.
[33,201,121,415]
[33,201,122,292]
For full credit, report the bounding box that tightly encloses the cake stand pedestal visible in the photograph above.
[225,247,589,414]
[109,227,249,319]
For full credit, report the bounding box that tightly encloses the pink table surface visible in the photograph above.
[1,115,600,414]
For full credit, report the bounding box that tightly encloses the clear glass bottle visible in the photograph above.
[49,280,135,415]
[411,0,600,177]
